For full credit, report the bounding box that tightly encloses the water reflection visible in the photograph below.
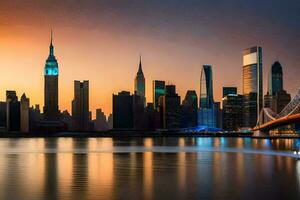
[0,137,298,200]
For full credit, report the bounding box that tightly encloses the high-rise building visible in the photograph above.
[223,87,237,98]
[161,85,181,129]
[242,46,263,127]
[133,92,146,129]
[198,65,216,128]
[145,103,161,130]
[93,109,109,131]
[199,65,214,109]
[153,80,165,109]
[113,91,133,129]
[44,31,59,120]
[268,61,283,95]
[6,91,20,131]
[20,93,30,133]
[107,114,113,129]
[134,56,146,106]
[29,105,41,132]
[72,80,89,131]
[222,94,243,131]
[181,90,198,128]
[0,102,6,128]
[264,61,291,114]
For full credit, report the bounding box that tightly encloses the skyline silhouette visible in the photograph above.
[0,0,299,116]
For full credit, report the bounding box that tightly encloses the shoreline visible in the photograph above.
[0,131,299,139]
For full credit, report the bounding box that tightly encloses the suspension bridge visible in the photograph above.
[253,88,300,134]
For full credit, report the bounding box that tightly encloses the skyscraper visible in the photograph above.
[198,65,216,128]
[134,56,146,106]
[153,80,165,109]
[93,108,109,131]
[6,91,20,131]
[113,91,133,129]
[242,46,263,127]
[268,61,283,95]
[199,65,214,109]
[264,61,291,114]
[72,80,90,131]
[0,102,6,129]
[44,30,59,120]
[133,92,146,129]
[20,93,30,133]
[161,85,181,129]
[223,87,237,98]
[181,90,198,128]
[222,94,243,131]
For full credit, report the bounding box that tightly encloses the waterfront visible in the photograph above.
[0,137,299,200]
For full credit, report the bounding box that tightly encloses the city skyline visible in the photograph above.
[0,0,299,117]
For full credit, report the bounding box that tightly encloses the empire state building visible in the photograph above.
[43,31,59,120]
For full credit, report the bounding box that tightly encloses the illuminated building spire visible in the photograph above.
[50,29,54,56]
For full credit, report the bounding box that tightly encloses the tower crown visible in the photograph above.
[44,30,58,76]
[136,55,144,77]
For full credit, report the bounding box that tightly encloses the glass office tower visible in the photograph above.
[242,46,262,127]
[153,80,165,109]
[198,65,216,128]
[268,61,283,95]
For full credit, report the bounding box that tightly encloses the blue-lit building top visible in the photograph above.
[44,31,58,76]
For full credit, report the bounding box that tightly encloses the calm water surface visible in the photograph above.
[0,137,299,200]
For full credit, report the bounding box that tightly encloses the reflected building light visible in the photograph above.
[214,138,220,148]
[88,152,114,199]
[144,138,153,148]
[88,138,98,151]
[236,138,244,148]
[263,139,271,148]
[220,138,226,146]
[57,138,73,151]
[297,161,300,186]
[177,152,186,191]
[57,151,73,199]
[98,138,113,150]
[24,152,45,196]
[143,151,153,200]
[179,138,185,147]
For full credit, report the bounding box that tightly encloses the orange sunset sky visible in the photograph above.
[0,1,299,117]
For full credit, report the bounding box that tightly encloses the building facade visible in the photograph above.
[264,61,291,114]
[222,94,243,131]
[93,109,109,131]
[268,61,283,95]
[198,65,216,128]
[153,80,165,109]
[181,90,198,128]
[20,93,30,133]
[72,80,90,131]
[6,91,20,131]
[223,87,237,98]
[242,46,263,127]
[161,85,181,129]
[113,91,133,129]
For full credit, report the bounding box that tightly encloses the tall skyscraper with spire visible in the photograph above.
[43,30,59,120]
[134,56,146,106]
